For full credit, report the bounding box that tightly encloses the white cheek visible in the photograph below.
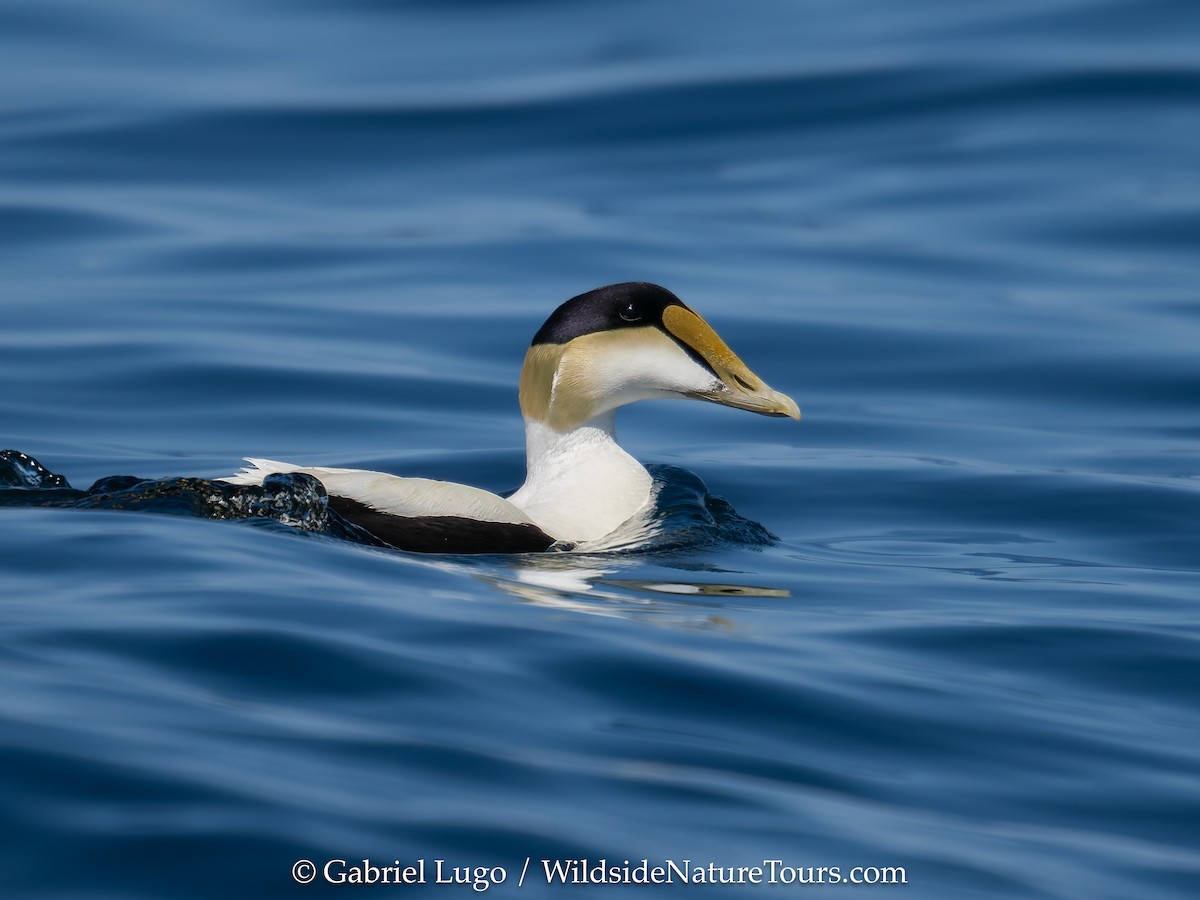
[591,340,720,405]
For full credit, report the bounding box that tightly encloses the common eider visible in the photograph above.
[223,282,799,553]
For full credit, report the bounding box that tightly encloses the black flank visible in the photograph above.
[329,495,556,554]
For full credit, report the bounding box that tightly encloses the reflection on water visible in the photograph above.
[477,566,791,624]
[605,579,790,598]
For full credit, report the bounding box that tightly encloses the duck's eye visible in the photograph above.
[619,303,641,323]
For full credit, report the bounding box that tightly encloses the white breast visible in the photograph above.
[505,419,654,542]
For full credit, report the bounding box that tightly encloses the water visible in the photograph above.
[3,0,1199,896]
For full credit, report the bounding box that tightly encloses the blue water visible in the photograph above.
[3,0,1199,896]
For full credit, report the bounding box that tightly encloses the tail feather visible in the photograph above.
[219,458,298,485]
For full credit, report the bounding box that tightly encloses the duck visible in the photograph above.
[222,282,800,553]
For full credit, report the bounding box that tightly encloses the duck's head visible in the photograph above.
[519,282,801,431]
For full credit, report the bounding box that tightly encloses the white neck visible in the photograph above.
[506,412,654,543]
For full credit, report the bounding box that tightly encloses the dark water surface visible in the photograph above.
[3,1,1199,897]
